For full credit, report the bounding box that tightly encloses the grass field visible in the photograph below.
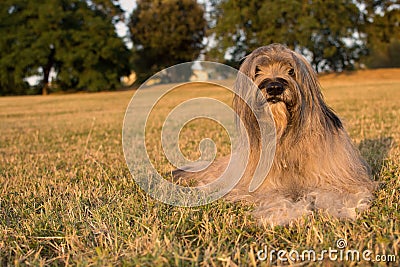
[0,69,399,266]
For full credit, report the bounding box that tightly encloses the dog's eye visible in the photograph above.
[288,68,295,77]
[258,81,266,90]
[258,79,270,90]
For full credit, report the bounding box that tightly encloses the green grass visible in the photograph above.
[0,70,399,266]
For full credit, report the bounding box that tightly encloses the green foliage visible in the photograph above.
[208,0,398,71]
[0,0,399,95]
[362,1,400,68]
[298,1,367,72]
[0,0,130,95]
[129,0,207,84]
[366,39,400,68]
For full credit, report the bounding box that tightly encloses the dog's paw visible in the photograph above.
[253,197,314,226]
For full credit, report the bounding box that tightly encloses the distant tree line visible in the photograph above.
[0,0,399,95]
[208,0,400,71]
[0,0,131,95]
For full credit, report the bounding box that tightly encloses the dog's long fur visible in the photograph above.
[174,44,375,225]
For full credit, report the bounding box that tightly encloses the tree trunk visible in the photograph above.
[42,83,49,96]
[42,45,55,95]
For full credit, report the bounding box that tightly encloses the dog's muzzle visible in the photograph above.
[267,82,285,96]
[265,81,285,103]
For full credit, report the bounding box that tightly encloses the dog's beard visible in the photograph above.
[255,76,298,140]
[268,101,289,139]
[258,83,296,139]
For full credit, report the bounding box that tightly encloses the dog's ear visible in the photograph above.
[233,69,258,132]
[291,52,321,97]
[233,55,262,146]
[291,51,343,130]
[235,59,255,101]
[234,53,266,106]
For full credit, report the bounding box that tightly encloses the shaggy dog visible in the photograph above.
[174,44,375,225]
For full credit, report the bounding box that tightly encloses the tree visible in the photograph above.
[129,0,207,84]
[0,0,130,95]
[298,1,366,72]
[208,0,366,72]
[205,0,265,67]
[361,0,400,68]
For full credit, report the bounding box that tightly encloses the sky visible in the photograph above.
[115,0,137,47]
[119,0,136,14]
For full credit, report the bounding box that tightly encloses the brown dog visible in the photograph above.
[174,44,375,225]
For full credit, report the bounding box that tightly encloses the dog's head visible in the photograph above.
[234,44,342,140]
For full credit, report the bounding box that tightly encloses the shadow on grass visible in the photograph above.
[358,136,395,178]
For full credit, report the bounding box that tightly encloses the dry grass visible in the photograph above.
[0,69,399,266]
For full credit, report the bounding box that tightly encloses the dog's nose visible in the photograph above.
[266,82,285,96]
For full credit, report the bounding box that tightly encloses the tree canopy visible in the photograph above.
[128,0,207,84]
[362,0,400,68]
[208,0,372,71]
[0,0,398,95]
[0,0,130,95]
